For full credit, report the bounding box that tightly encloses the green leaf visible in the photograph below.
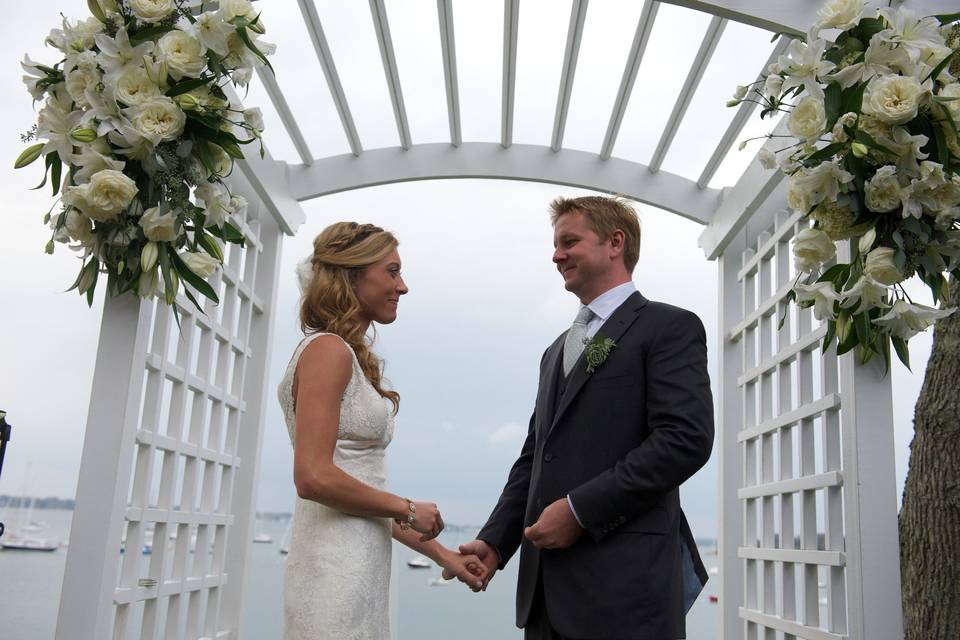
[853,129,898,157]
[197,231,224,262]
[158,242,176,304]
[235,26,274,73]
[853,311,871,345]
[168,246,220,304]
[182,286,205,314]
[932,119,950,166]
[824,82,843,129]
[49,153,62,196]
[818,263,850,286]
[854,17,885,42]
[925,48,960,83]
[29,152,56,191]
[840,81,868,117]
[166,76,212,97]
[823,319,837,354]
[803,142,846,165]
[932,12,960,24]
[130,25,173,45]
[892,336,911,370]
[14,143,45,169]
[87,0,107,23]
[207,221,246,246]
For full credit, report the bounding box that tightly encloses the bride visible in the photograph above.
[277,222,486,639]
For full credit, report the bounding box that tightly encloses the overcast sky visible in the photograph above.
[0,0,937,538]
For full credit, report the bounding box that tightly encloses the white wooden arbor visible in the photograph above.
[55,1,953,638]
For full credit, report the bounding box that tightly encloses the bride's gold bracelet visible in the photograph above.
[396,498,416,530]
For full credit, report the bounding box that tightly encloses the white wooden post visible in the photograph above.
[718,229,746,640]
[56,295,153,639]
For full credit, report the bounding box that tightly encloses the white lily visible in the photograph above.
[192,12,231,57]
[795,281,841,321]
[840,276,890,312]
[778,35,835,99]
[37,87,83,165]
[21,54,51,101]
[832,33,903,89]
[873,300,955,340]
[877,8,947,66]
[70,138,126,184]
[95,27,154,77]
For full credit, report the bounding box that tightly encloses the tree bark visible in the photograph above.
[900,276,960,639]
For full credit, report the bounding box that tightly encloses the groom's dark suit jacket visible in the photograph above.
[478,292,713,639]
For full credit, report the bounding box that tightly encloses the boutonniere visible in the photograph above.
[583,332,616,374]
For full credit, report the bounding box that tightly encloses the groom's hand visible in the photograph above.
[524,498,583,550]
[456,540,499,591]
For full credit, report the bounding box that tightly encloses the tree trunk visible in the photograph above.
[900,276,960,639]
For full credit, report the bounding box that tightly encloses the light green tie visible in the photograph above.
[563,306,595,376]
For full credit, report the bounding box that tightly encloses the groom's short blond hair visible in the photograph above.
[549,195,641,273]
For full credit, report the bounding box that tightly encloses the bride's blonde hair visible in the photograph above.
[299,222,400,413]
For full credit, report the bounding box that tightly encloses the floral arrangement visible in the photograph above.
[731,1,960,369]
[16,0,275,312]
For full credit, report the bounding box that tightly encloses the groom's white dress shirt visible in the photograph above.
[566,280,637,526]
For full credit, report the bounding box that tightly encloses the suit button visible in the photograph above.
[544,453,554,463]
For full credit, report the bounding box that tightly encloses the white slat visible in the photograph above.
[254,68,313,165]
[501,0,520,148]
[437,0,462,146]
[649,15,726,172]
[297,0,362,156]
[600,0,658,160]
[369,0,412,149]
[551,0,589,152]
[696,36,789,187]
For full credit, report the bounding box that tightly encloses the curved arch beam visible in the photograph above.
[287,142,722,224]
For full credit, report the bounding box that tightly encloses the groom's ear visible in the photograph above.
[608,229,626,256]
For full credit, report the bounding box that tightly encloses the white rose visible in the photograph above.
[138,268,161,299]
[789,96,827,142]
[815,0,865,31]
[939,83,960,120]
[243,107,264,132]
[112,66,161,106]
[864,74,928,125]
[210,145,233,177]
[831,112,858,143]
[863,247,903,285]
[757,148,777,170]
[787,162,855,214]
[139,205,178,242]
[865,166,903,213]
[195,182,230,228]
[125,96,185,144]
[180,251,220,278]
[64,209,95,245]
[793,227,836,273]
[873,300,955,340]
[65,66,100,109]
[128,0,176,24]
[67,169,138,222]
[219,0,257,23]
[157,30,207,80]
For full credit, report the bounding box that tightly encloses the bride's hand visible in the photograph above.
[409,501,444,541]
[440,551,488,591]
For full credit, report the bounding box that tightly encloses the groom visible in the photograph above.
[461,196,713,639]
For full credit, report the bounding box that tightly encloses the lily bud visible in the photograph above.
[78,264,97,294]
[71,128,98,143]
[733,85,748,100]
[851,142,868,158]
[44,239,55,254]
[165,269,179,305]
[727,99,741,108]
[175,93,203,112]
[141,241,159,272]
[858,228,877,255]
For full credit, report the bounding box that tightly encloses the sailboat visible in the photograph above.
[1,464,59,552]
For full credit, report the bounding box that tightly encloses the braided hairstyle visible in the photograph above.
[299,222,401,413]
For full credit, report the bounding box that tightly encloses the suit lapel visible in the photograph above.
[536,336,565,436]
[546,292,648,440]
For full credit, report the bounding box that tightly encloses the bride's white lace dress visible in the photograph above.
[277,332,395,640]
